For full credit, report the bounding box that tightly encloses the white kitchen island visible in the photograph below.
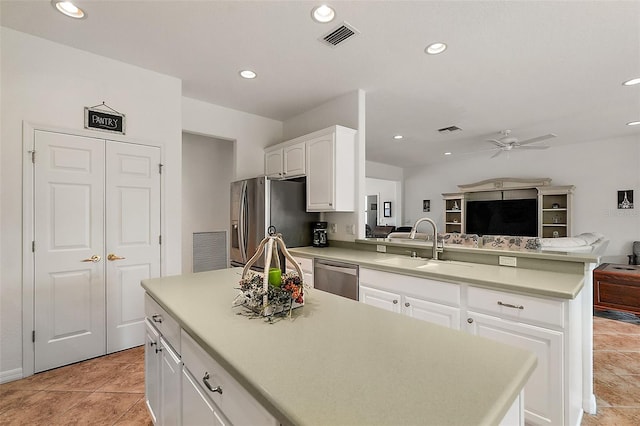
[142,267,536,426]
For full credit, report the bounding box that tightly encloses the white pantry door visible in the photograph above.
[105,141,161,353]
[34,130,106,372]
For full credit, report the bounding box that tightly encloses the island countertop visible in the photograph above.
[142,268,536,426]
[289,246,586,299]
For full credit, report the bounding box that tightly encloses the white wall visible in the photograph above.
[366,160,404,181]
[182,133,234,273]
[181,97,283,180]
[403,135,640,263]
[0,28,183,377]
[366,178,401,227]
[283,90,366,242]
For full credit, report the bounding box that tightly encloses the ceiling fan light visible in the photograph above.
[627,121,640,126]
[52,1,85,19]
[393,135,403,140]
[239,70,257,79]
[623,78,640,86]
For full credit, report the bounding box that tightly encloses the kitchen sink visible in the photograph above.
[375,257,431,268]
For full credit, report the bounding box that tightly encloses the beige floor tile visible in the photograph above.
[0,390,90,425]
[594,372,640,407]
[46,360,124,392]
[96,363,145,394]
[113,397,154,426]
[595,351,640,376]
[582,407,640,426]
[50,392,141,426]
[594,333,640,352]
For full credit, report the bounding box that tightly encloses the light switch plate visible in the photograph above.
[377,245,387,253]
[499,256,517,267]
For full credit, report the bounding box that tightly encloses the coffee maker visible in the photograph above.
[312,222,328,247]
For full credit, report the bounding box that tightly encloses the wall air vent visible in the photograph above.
[320,22,360,47]
[438,126,463,133]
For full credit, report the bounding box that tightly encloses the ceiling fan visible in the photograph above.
[486,130,556,158]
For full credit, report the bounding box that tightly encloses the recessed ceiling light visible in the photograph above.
[623,78,640,86]
[393,135,403,140]
[239,70,257,79]
[425,42,447,55]
[444,152,452,156]
[51,1,85,19]
[627,121,640,126]
[312,5,336,23]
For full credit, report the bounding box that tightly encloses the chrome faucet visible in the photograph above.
[409,217,443,260]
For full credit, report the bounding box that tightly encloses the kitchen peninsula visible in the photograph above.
[142,268,536,426]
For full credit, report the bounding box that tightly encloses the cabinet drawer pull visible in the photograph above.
[498,301,524,310]
[152,314,163,323]
[392,300,398,304]
[404,302,410,307]
[202,372,223,394]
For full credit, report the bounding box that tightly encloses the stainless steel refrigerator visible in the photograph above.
[230,177,319,269]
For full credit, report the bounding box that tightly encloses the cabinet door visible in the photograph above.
[466,312,563,426]
[403,296,460,329]
[264,148,283,179]
[144,320,161,424]
[182,369,229,426]
[306,134,335,211]
[160,338,182,426]
[283,143,305,177]
[359,285,402,314]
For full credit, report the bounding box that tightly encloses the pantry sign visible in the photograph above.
[84,105,126,135]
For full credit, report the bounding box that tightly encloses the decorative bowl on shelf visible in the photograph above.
[551,203,560,209]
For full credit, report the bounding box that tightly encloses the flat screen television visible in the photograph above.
[466,198,538,237]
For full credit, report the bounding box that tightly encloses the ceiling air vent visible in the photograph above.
[438,126,463,133]
[320,22,360,47]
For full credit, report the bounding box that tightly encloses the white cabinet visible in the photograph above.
[287,256,314,288]
[465,286,567,426]
[145,320,161,424]
[264,142,306,179]
[306,126,356,212]
[283,143,305,177]
[145,295,182,425]
[359,268,460,329]
[181,330,278,426]
[264,147,283,179]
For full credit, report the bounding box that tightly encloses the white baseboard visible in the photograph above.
[0,367,23,384]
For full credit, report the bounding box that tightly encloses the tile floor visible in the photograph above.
[0,346,151,425]
[582,310,640,425]
[0,311,638,425]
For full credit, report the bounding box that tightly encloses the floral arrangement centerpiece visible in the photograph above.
[233,229,306,320]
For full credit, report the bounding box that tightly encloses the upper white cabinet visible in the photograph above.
[265,142,306,179]
[264,125,357,212]
[306,126,356,212]
[264,147,283,179]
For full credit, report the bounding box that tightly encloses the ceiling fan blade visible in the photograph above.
[486,138,508,147]
[490,149,503,159]
[517,133,557,145]
[518,145,550,150]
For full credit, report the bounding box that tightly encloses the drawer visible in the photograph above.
[467,286,565,328]
[145,293,181,354]
[181,330,278,426]
[286,256,313,273]
[360,268,460,307]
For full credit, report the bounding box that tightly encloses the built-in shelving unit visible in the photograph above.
[443,178,574,238]
[443,193,464,234]
[538,186,574,238]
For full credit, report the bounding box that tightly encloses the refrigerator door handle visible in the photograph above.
[238,180,248,263]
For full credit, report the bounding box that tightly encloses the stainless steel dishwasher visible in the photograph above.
[313,259,359,300]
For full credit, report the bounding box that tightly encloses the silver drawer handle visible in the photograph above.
[203,372,223,394]
[498,301,524,310]
[152,314,163,323]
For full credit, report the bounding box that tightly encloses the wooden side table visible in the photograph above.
[593,263,640,315]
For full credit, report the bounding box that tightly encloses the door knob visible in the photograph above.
[81,255,101,263]
[107,253,126,261]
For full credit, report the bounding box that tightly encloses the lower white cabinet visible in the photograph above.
[145,319,182,425]
[181,330,278,426]
[359,268,461,329]
[466,311,563,426]
[287,256,314,288]
[359,267,578,426]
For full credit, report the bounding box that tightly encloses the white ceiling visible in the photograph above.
[2,0,639,168]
